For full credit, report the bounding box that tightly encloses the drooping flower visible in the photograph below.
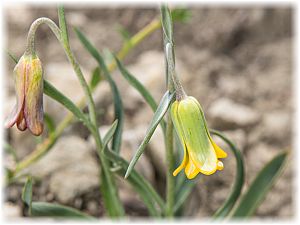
[171,96,227,179]
[5,54,44,136]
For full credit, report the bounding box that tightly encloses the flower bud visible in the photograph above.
[5,54,43,136]
[171,96,227,179]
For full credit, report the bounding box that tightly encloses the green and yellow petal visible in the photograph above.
[171,96,227,179]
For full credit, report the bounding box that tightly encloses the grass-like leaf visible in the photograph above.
[161,5,173,45]
[104,148,165,216]
[101,121,163,216]
[125,91,175,178]
[89,66,103,91]
[44,80,91,129]
[114,55,166,132]
[22,176,33,214]
[31,202,95,219]
[75,28,124,154]
[103,119,118,148]
[211,130,245,219]
[58,6,68,45]
[231,151,288,218]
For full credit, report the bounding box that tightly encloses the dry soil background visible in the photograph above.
[4,5,294,220]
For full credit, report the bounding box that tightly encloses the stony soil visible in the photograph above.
[4,5,293,220]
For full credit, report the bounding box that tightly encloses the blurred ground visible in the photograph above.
[3,5,294,219]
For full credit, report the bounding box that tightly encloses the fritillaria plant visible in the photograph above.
[5,4,288,220]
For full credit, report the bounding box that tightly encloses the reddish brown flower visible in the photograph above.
[5,54,43,136]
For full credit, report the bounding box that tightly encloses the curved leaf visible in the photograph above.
[114,56,166,132]
[125,91,175,178]
[104,148,165,216]
[211,130,245,218]
[31,202,95,220]
[231,151,288,218]
[160,5,173,45]
[75,28,124,154]
[103,119,118,148]
[22,176,33,214]
[43,80,91,129]
[89,66,103,91]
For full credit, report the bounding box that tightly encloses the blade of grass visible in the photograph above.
[44,80,91,128]
[125,91,175,178]
[75,28,124,154]
[114,55,166,132]
[31,202,96,219]
[22,176,33,215]
[104,148,165,215]
[211,129,245,219]
[231,151,288,218]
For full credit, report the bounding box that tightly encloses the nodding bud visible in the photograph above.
[171,96,227,179]
[5,53,44,136]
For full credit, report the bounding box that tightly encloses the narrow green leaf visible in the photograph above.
[75,28,124,154]
[104,148,165,216]
[114,55,166,132]
[125,91,175,178]
[103,119,118,148]
[31,202,95,220]
[210,130,245,218]
[161,4,173,45]
[114,55,157,111]
[58,5,69,46]
[231,151,288,218]
[44,80,91,128]
[22,176,33,212]
[102,120,156,216]
[89,67,103,91]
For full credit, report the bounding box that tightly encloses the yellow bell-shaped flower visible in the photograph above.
[171,96,227,179]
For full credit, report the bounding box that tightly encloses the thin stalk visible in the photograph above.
[58,6,97,126]
[165,44,176,217]
[25,17,61,56]
[58,6,124,216]
[165,115,175,217]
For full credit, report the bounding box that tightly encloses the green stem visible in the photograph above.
[57,6,124,217]
[165,43,186,101]
[25,17,61,56]
[161,5,177,217]
[165,115,175,217]
[57,6,97,126]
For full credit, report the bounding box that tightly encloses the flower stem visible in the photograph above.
[165,43,186,101]
[165,115,175,217]
[25,17,61,56]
